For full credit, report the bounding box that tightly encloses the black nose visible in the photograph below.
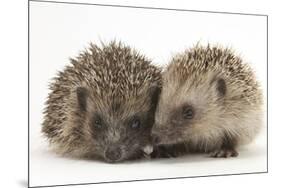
[151,133,161,145]
[105,147,122,162]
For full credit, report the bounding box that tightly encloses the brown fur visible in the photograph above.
[150,44,263,158]
[42,41,162,162]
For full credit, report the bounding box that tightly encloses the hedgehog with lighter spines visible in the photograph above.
[149,44,263,158]
[42,41,162,163]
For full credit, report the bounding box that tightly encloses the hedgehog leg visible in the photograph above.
[209,133,238,158]
[151,143,187,158]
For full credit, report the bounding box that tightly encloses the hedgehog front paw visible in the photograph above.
[150,146,177,158]
[209,148,238,158]
[150,144,187,158]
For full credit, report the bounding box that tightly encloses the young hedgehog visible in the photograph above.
[147,45,263,158]
[42,41,162,163]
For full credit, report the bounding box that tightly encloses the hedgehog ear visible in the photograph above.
[76,87,88,112]
[216,78,227,97]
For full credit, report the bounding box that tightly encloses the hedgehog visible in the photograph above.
[146,45,263,158]
[42,41,162,163]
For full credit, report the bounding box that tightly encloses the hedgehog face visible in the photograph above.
[75,86,160,163]
[151,72,227,146]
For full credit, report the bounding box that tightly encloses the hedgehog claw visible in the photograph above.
[209,148,238,158]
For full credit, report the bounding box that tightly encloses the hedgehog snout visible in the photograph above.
[151,133,161,145]
[151,122,166,144]
[104,146,122,163]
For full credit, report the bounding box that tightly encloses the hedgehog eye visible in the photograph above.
[130,118,141,129]
[92,115,103,129]
[182,106,194,119]
[94,119,102,129]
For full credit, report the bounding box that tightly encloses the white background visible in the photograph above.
[28,1,267,187]
[1,0,281,188]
